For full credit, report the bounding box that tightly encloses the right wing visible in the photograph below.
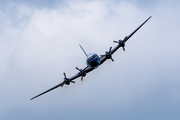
[30,82,64,100]
[30,66,94,100]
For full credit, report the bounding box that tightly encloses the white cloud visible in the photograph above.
[0,0,180,119]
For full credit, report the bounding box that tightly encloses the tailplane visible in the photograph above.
[79,44,88,57]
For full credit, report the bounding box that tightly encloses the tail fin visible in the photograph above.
[79,44,88,57]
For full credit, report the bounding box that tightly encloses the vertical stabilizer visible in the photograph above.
[79,44,88,57]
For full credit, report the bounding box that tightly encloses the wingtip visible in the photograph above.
[30,96,37,100]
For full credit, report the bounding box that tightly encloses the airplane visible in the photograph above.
[30,16,152,100]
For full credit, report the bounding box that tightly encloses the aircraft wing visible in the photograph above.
[30,66,94,100]
[30,82,64,100]
[123,16,152,42]
[100,16,152,65]
[69,67,94,81]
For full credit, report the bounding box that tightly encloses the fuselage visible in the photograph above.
[86,53,100,69]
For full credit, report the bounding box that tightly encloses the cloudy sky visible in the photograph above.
[0,0,180,120]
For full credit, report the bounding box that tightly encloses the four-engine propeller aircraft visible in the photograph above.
[30,16,152,100]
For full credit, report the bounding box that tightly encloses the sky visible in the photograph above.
[0,0,180,120]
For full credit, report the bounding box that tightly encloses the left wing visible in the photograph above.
[100,16,152,65]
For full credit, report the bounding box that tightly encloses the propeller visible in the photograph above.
[61,72,75,87]
[100,46,114,62]
[76,67,86,81]
[113,36,126,51]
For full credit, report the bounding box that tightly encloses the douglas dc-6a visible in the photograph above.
[30,16,152,100]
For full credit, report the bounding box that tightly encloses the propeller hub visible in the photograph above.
[100,47,114,62]
[105,52,111,59]
[80,70,86,76]
[114,40,125,51]
[76,67,86,76]
[63,72,74,85]
[76,67,86,81]
[64,78,70,85]
[118,40,125,47]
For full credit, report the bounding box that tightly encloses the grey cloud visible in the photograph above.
[0,0,65,9]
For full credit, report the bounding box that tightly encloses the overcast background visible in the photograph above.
[0,0,180,120]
